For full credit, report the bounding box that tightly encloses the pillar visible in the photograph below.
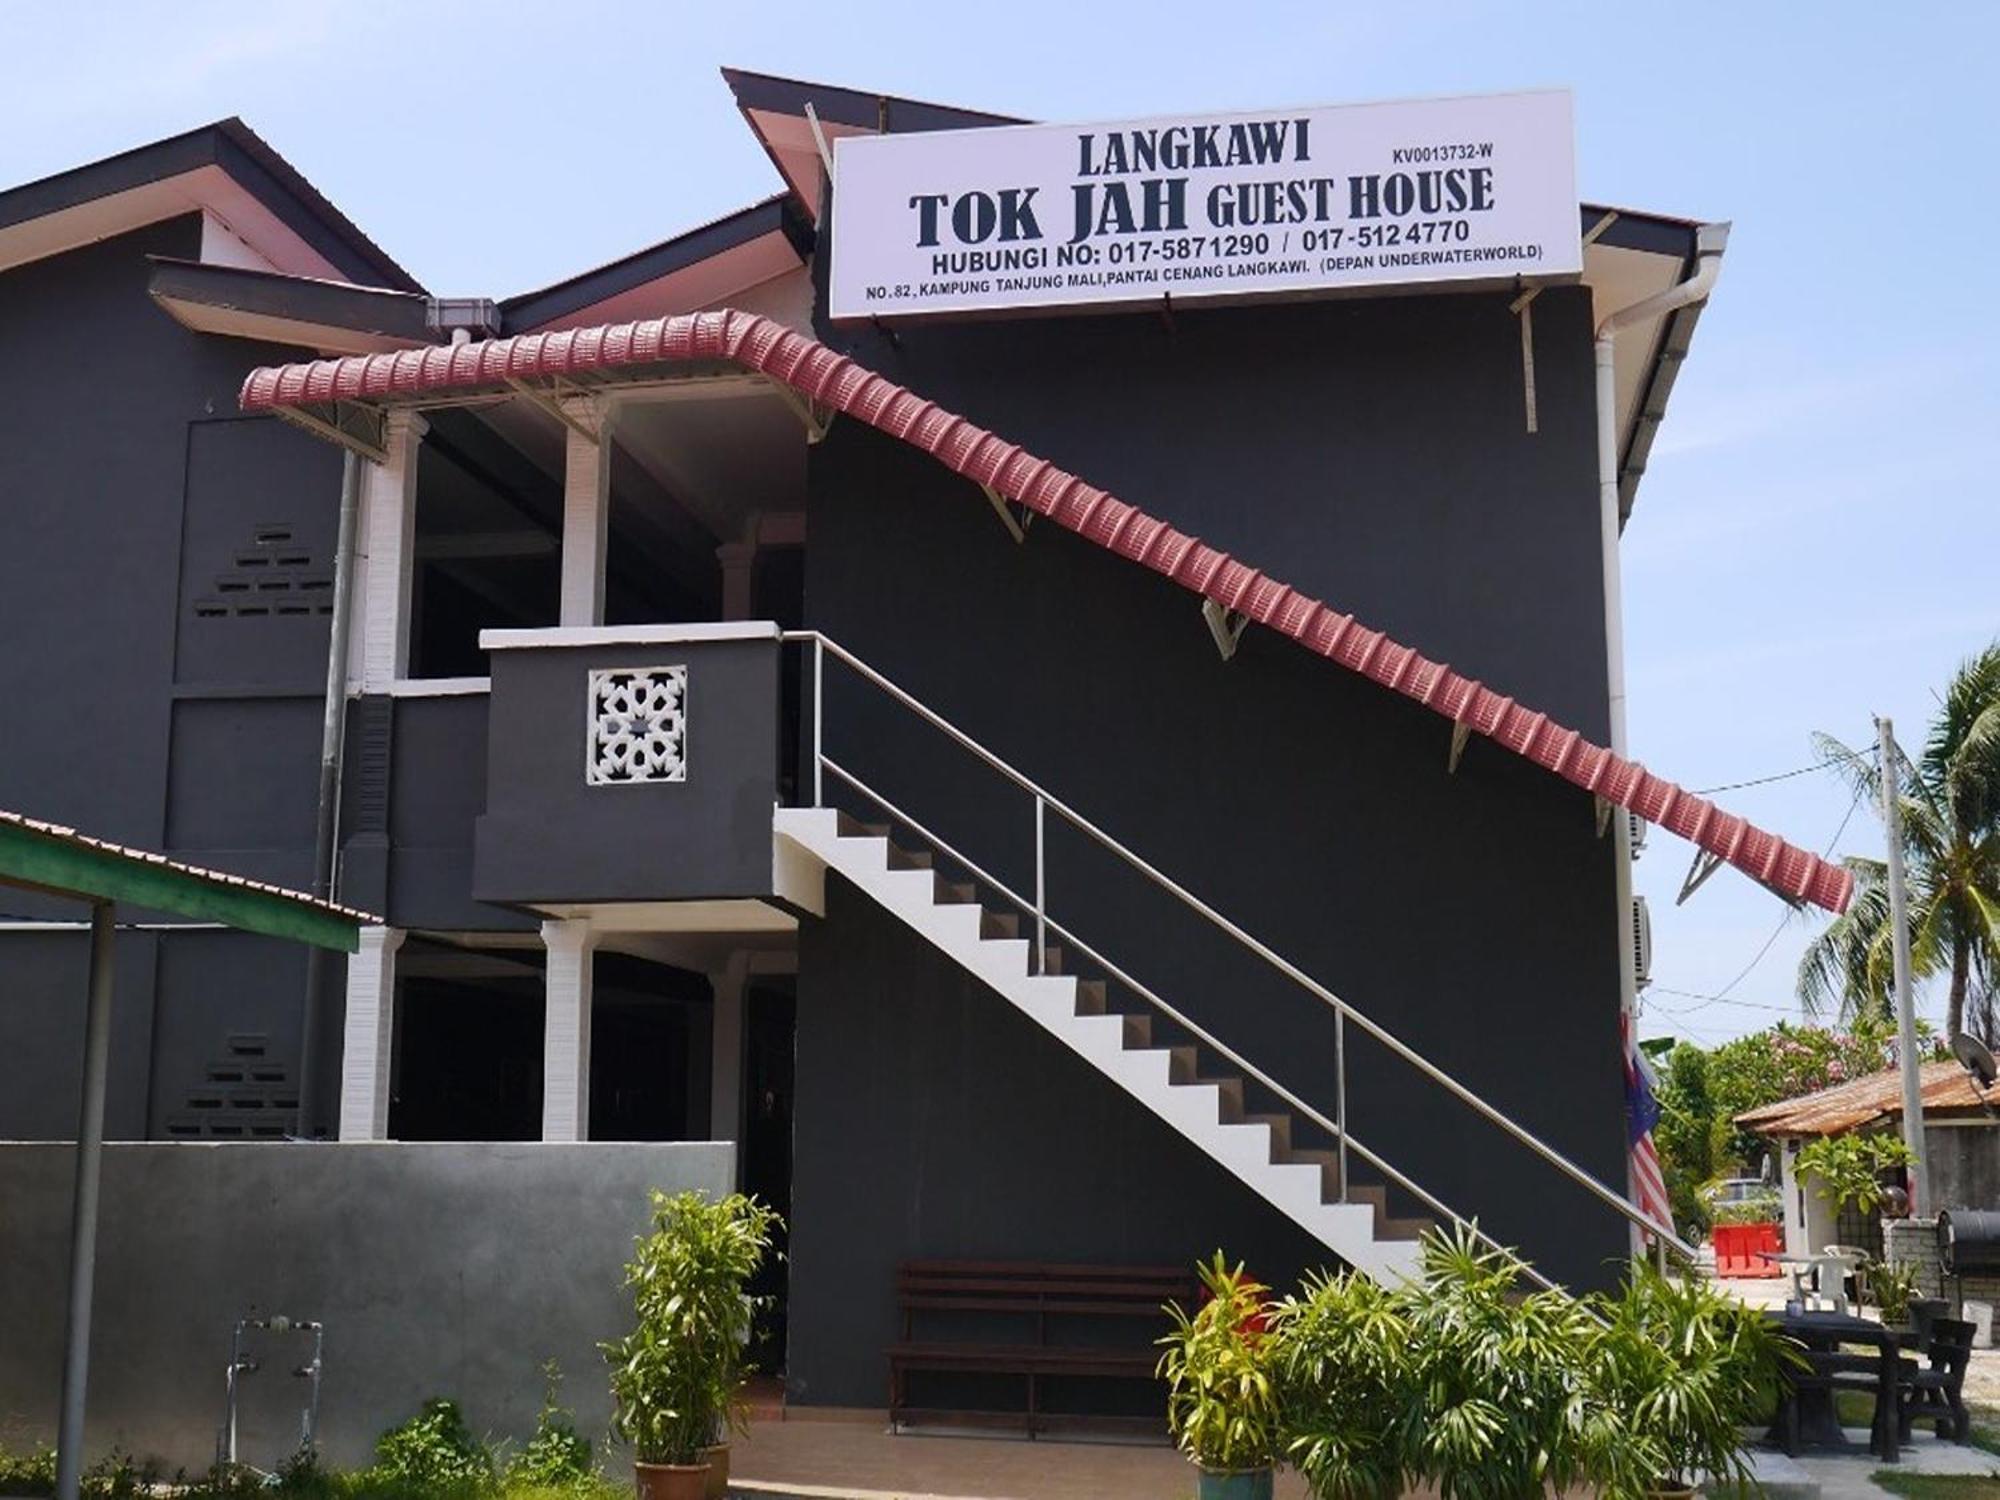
[541,918,596,1141]
[560,404,612,627]
[338,925,404,1140]
[358,410,427,691]
[709,953,749,1147]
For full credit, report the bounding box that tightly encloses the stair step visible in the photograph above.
[980,910,1019,940]
[1074,979,1108,1015]
[1121,1013,1152,1048]
[1243,1112,1293,1156]
[1040,944,1065,975]
[836,812,890,839]
[934,875,976,905]
[886,844,934,871]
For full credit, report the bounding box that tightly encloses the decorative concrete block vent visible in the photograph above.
[587,666,688,785]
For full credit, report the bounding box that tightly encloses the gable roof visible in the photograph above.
[0,118,420,291]
[1737,1061,1996,1136]
[239,308,1853,914]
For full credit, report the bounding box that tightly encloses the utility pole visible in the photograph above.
[1879,716,1930,1216]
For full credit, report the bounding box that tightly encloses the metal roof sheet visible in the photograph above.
[1737,1060,1995,1136]
[239,308,1854,914]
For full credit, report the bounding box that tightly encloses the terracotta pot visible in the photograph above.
[1195,1464,1275,1500]
[634,1459,712,1500]
[699,1443,730,1500]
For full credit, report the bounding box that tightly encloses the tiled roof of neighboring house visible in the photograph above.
[1737,1060,1998,1137]
[0,807,376,926]
[239,308,1855,914]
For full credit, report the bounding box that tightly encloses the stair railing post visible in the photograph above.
[1033,793,1046,976]
[1335,1005,1348,1203]
[811,635,824,809]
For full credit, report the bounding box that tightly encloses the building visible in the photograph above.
[0,72,1851,1459]
[1739,1061,2000,1261]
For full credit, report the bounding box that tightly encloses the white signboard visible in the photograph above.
[829,90,1580,322]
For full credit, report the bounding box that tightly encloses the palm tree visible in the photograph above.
[1798,642,2000,1043]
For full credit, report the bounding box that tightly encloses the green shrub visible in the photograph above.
[369,1399,494,1494]
[603,1190,780,1466]
[0,1443,57,1497]
[505,1365,592,1489]
[1269,1267,1408,1500]
[1797,1131,1914,1214]
[1157,1253,1283,1474]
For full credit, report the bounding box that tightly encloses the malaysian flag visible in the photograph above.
[1622,1011,1672,1244]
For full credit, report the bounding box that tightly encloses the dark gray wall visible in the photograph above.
[0,216,349,1139]
[0,1141,733,1471]
[786,876,1330,1409]
[474,638,780,906]
[792,285,1629,1302]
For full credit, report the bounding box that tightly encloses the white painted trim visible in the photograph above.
[385,676,492,698]
[560,415,611,628]
[540,918,596,1143]
[338,925,404,1142]
[771,808,1422,1285]
[480,622,781,651]
[358,411,428,692]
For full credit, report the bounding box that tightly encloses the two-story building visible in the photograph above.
[0,71,1850,1452]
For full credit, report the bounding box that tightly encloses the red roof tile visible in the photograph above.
[239,309,1854,913]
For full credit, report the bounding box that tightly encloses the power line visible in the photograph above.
[1642,778,1869,1022]
[1692,762,1832,796]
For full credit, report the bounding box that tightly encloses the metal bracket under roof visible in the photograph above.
[1676,847,1725,906]
[769,381,835,445]
[506,378,602,444]
[1595,794,1614,838]
[980,484,1032,543]
[1448,719,1474,775]
[1202,599,1249,661]
[272,402,385,465]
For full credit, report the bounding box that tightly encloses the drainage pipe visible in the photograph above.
[1593,222,1729,1249]
[55,903,115,1500]
[298,450,363,1137]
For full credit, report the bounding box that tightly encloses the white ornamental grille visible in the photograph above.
[586,666,688,785]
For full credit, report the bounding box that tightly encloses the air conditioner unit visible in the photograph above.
[1628,811,1648,859]
[1631,896,1653,990]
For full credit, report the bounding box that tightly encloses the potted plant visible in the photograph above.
[1395,1227,1635,1500]
[1269,1266,1409,1500]
[1590,1264,1801,1500]
[1863,1258,1921,1329]
[1158,1253,1283,1500]
[602,1189,780,1500]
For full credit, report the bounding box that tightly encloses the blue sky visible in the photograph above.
[8,2,1995,1047]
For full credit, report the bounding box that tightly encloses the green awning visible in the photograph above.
[0,809,373,951]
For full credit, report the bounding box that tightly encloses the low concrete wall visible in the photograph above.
[0,1141,733,1473]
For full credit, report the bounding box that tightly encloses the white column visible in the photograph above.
[358,410,427,691]
[709,953,749,1145]
[541,918,597,1141]
[560,405,612,627]
[338,925,404,1140]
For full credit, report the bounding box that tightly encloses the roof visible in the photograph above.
[499,193,813,333]
[1738,1061,1998,1137]
[0,118,420,291]
[240,308,1853,914]
[147,256,448,355]
[0,808,375,953]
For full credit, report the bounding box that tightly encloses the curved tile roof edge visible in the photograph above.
[239,309,1854,914]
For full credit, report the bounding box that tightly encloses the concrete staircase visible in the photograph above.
[773,805,1428,1284]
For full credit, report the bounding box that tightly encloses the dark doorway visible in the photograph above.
[390,972,543,1140]
[591,955,713,1141]
[743,979,796,1373]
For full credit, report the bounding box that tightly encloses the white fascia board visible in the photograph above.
[480,622,781,651]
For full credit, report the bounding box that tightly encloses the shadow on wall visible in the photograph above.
[0,1142,733,1472]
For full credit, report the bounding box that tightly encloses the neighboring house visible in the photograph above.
[0,72,1850,1453]
[1739,1062,2000,1260]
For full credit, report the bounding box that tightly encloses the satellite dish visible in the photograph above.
[1952,1032,1997,1090]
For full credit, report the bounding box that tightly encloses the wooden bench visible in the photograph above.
[887,1259,1196,1435]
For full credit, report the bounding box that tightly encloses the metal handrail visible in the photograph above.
[815,754,1563,1294]
[783,630,1694,1259]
